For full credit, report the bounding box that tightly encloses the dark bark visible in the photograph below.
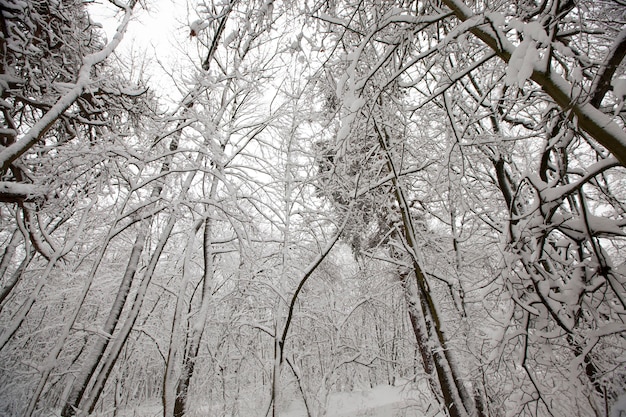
[0,247,31,311]
[172,205,216,417]
[375,119,475,417]
[78,215,177,416]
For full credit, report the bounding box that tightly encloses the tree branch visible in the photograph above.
[441,0,626,166]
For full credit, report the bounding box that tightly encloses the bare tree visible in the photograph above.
[310,0,626,415]
[2,1,624,416]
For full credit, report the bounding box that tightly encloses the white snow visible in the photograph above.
[518,40,539,87]
[190,19,209,35]
[505,38,540,88]
[569,66,583,83]
[611,392,626,417]
[612,77,626,100]
[224,30,237,48]
[90,384,438,417]
[282,383,437,417]
[0,182,45,199]
[504,39,530,87]
[524,21,550,44]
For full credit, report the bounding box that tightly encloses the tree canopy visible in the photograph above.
[1,1,625,417]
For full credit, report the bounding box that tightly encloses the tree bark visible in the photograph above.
[76,213,178,417]
[61,224,149,417]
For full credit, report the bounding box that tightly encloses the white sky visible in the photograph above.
[88,0,199,106]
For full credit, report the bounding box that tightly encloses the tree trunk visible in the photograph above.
[0,230,20,281]
[0,248,31,312]
[170,175,219,417]
[61,225,149,417]
[76,213,178,416]
[375,119,474,417]
[63,77,190,416]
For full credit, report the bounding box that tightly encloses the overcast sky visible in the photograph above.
[89,0,199,106]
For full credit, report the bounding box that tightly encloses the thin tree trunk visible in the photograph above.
[270,207,351,416]
[271,327,281,417]
[162,220,203,417]
[74,140,200,415]
[171,175,219,417]
[0,229,20,281]
[375,118,473,417]
[61,224,149,417]
[399,271,435,375]
[0,254,59,352]
[0,248,31,312]
[62,71,193,416]
[25,176,138,417]
[76,213,178,416]
[24,199,97,417]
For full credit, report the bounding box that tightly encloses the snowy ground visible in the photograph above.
[282,384,440,417]
[89,383,441,417]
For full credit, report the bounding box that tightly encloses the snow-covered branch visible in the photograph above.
[0,1,137,172]
[441,0,626,166]
[0,182,47,203]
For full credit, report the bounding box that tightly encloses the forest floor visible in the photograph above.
[91,382,440,417]
[281,383,439,417]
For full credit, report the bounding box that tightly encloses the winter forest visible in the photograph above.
[1,0,626,416]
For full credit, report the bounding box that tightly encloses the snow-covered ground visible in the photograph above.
[88,383,440,417]
[282,384,439,417]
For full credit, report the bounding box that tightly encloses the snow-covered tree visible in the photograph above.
[312,0,626,415]
[2,1,625,416]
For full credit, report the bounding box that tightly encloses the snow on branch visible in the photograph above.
[0,0,137,172]
[538,157,621,202]
[0,182,47,203]
[441,0,626,167]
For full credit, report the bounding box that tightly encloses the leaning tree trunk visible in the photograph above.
[170,174,219,417]
[75,212,178,417]
[0,232,31,312]
[62,106,190,416]
[268,208,351,417]
[375,118,479,417]
[73,126,205,414]
[61,222,150,417]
